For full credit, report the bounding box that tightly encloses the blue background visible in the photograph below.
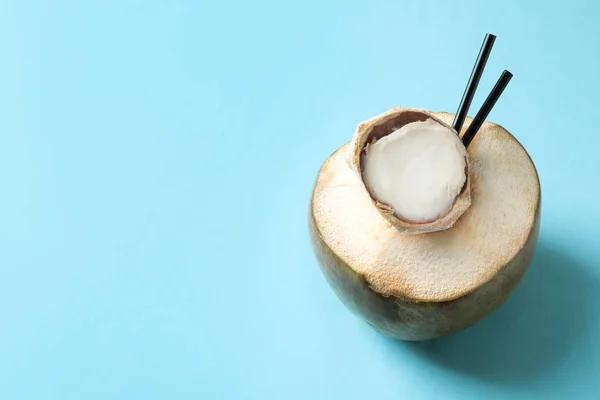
[0,0,598,398]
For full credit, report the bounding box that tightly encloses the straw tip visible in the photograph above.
[501,70,514,83]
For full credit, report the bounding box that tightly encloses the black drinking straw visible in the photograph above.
[452,33,496,134]
[461,70,513,148]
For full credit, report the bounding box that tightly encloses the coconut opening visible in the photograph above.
[362,118,468,224]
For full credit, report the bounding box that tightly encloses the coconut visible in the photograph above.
[309,107,541,341]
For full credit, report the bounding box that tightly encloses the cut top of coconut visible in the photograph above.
[350,108,471,234]
[362,119,468,224]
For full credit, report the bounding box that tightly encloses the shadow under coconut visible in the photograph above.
[403,241,598,386]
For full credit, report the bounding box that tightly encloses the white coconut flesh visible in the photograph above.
[362,119,467,223]
[312,114,540,302]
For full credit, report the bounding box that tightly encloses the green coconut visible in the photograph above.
[309,107,541,341]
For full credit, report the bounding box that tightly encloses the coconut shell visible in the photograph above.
[349,107,471,234]
[309,111,541,340]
